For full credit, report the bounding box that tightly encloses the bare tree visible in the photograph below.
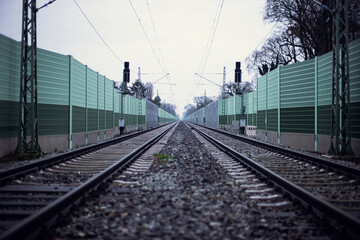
[246,29,301,76]
[247,0,360,76]
[144,82,154,100]
[183,104,197,118]
[193,96,214,109]
[160,102,177,116]
[222,81,254,98]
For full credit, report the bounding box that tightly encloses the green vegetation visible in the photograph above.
[153,153,178,164]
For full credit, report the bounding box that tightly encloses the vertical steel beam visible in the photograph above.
[97,72,100,142]
[315,57,318,152]
[222,67,226,116]
[277,66,281,144]
[265,73,268,142]
[112,79,114,137]
[85,65,88,145]
[69,56,73,149]
[329,0,353,155]
[104,76,106,140]
[17,0,41,154]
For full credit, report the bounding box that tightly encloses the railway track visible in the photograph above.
[0,123,177,240]
[187,122,360,238]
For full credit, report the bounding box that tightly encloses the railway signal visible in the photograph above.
[235,61,242,83]
[235,62,246,134]
[119,62,130,135]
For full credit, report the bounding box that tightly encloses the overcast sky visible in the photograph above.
[0,0,273,118]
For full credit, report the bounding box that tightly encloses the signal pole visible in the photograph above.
[119,62,130,135]
[235,62,245,134]
[328,0,353,156]
[17,0,41,155]
[221,67,226,116]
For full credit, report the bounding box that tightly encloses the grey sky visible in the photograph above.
[0,0,273,117]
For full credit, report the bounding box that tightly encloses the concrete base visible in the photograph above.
[257,130,315,152]
[98,131,105,142]
[39,134,69,153]
[114,127,120,137]
[72,133,86,149]
[266,131,278,145]
[280,132,315,152]
[219,125,232,132]
[0,137,17,158]
[352,138,360,156]
[255,130,360,156]
[256,130,266,142]
[231,121,240,134]
[105,130,113,140]
[317,134,331,154]
[0,126,150,159]
[124,124,146,134]
[317,134,360,156]
[87,131,99,144]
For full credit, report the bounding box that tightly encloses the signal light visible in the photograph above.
[123,62,130,83]
[235,61,242,83]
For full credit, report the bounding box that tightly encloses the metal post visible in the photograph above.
[69,57,73,148]
[222,66,226,116]
[277,66,281,144]
[17,0,41,155]
[235,62,245,134]
[328,0,353,156]
[138,67,141,81]
[119,62,130,135]
[85,66,88,145]
[265,73,268,142]
[120,90,124,134]
[315,57,318,152]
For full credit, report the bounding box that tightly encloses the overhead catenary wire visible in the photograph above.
[128,0,167,74]
[145,0,173,96]
[242,22,279,66]
[197,0,222,74]
[37,0,57,11]
[199,0,225,74]
[72,0,136,73]
[188,0,225,104]
[145,0,167,75]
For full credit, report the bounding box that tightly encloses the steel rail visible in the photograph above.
[189,124,360,238]
[189,123,360,179]
[0,123,176,240]
[0,123,172,182]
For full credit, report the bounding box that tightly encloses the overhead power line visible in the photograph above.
[128,0,167,74]
[146,0,167,74]
[198,0,225,74]
[191,0,225,102]
[198,0,222,73]
[129,0,173,98]
[37,0,57,11]
[145,0,173,95]
[247,22,278,59]
[72,0,136,73]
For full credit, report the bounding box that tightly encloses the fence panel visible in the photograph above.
[0,35,21,139]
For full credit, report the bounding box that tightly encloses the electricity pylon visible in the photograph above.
[328,0,353,156]
[17,0,41,154]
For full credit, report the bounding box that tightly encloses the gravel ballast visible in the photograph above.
[45,122,338,239]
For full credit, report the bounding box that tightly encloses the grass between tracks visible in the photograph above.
[153,153,178,164]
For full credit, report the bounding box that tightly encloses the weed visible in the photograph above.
[153,153,176,164]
